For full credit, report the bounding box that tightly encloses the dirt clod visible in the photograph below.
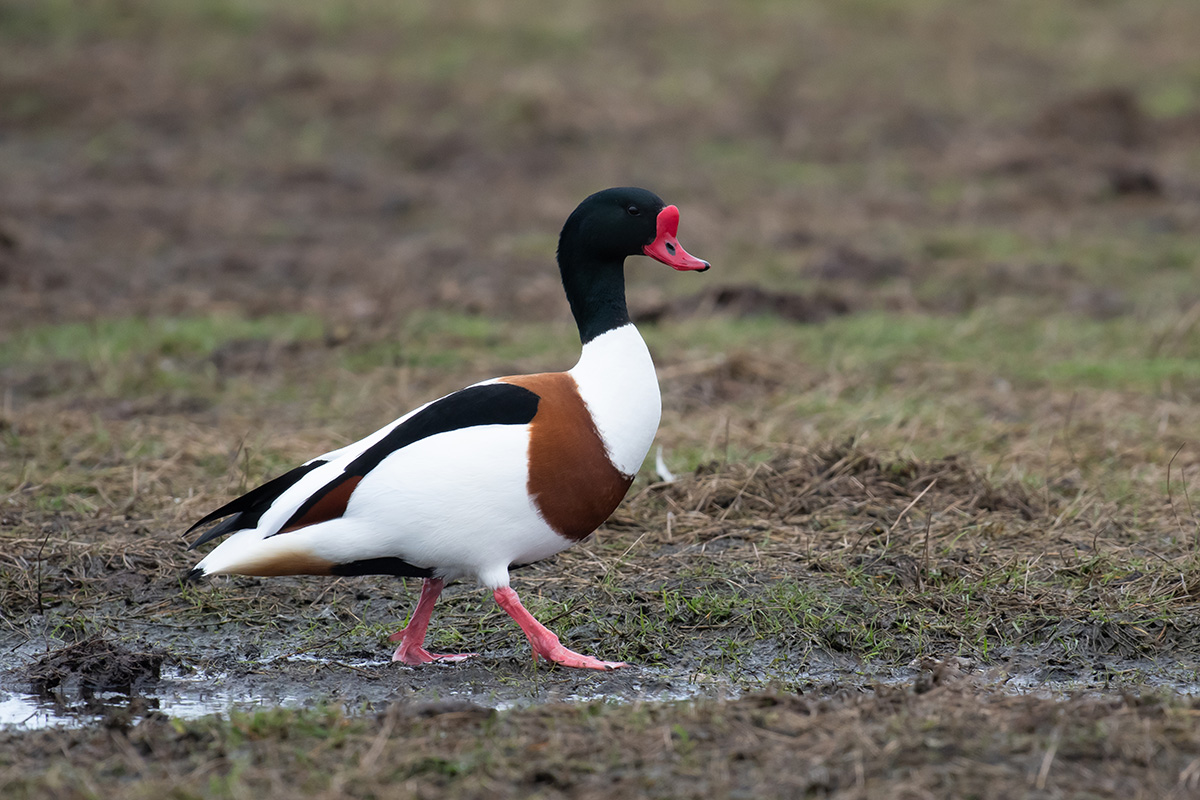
[1029,88,1148,149]
[809,245,909,283]
[24,636,165,698]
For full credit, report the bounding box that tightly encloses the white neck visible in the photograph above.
[569,323,661,476]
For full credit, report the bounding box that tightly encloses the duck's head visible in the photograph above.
[558,187,710,272]
[557,187,709,343]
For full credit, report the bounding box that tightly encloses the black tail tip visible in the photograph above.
[185,567,206,584]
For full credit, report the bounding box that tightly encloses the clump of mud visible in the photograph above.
[24,636,166,699]
[1028,87,1148,149]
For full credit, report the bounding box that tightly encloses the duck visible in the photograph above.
[185,187,709,670]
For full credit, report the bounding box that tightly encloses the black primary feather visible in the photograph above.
[186,460,326,549]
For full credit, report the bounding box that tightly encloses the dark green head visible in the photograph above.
[557,187,709,342]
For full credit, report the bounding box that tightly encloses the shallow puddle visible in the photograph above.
[5,622,1199,732]
[5,648,1199,731]
[0,655,744,731]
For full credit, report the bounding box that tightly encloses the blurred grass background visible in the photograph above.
[4,0,1200,317]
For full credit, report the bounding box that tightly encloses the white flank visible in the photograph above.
[194,421,569,590]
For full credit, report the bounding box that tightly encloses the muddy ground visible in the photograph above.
[4,1,1200,797]
[6,445,1200,798]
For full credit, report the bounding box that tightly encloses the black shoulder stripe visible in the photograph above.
[343,383,540,477]
[270,383,540,537]
[186,460,327,549]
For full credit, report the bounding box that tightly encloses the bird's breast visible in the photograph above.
[500,372,636,540]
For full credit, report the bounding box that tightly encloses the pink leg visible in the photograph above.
[388,578,477,665]
[493,587,626,670]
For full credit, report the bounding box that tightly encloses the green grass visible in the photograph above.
[652,307,1200,390]
[0,314,324,366]
[8,304,1193,529]
[341,311,573,372]
[4,303,1194,522]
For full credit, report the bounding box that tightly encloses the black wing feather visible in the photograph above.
[186,460,326,549]
[342,382,540,477]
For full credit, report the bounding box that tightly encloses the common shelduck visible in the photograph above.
[185,187,709,670]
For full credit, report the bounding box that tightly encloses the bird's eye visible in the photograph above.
[626,205,640,216]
